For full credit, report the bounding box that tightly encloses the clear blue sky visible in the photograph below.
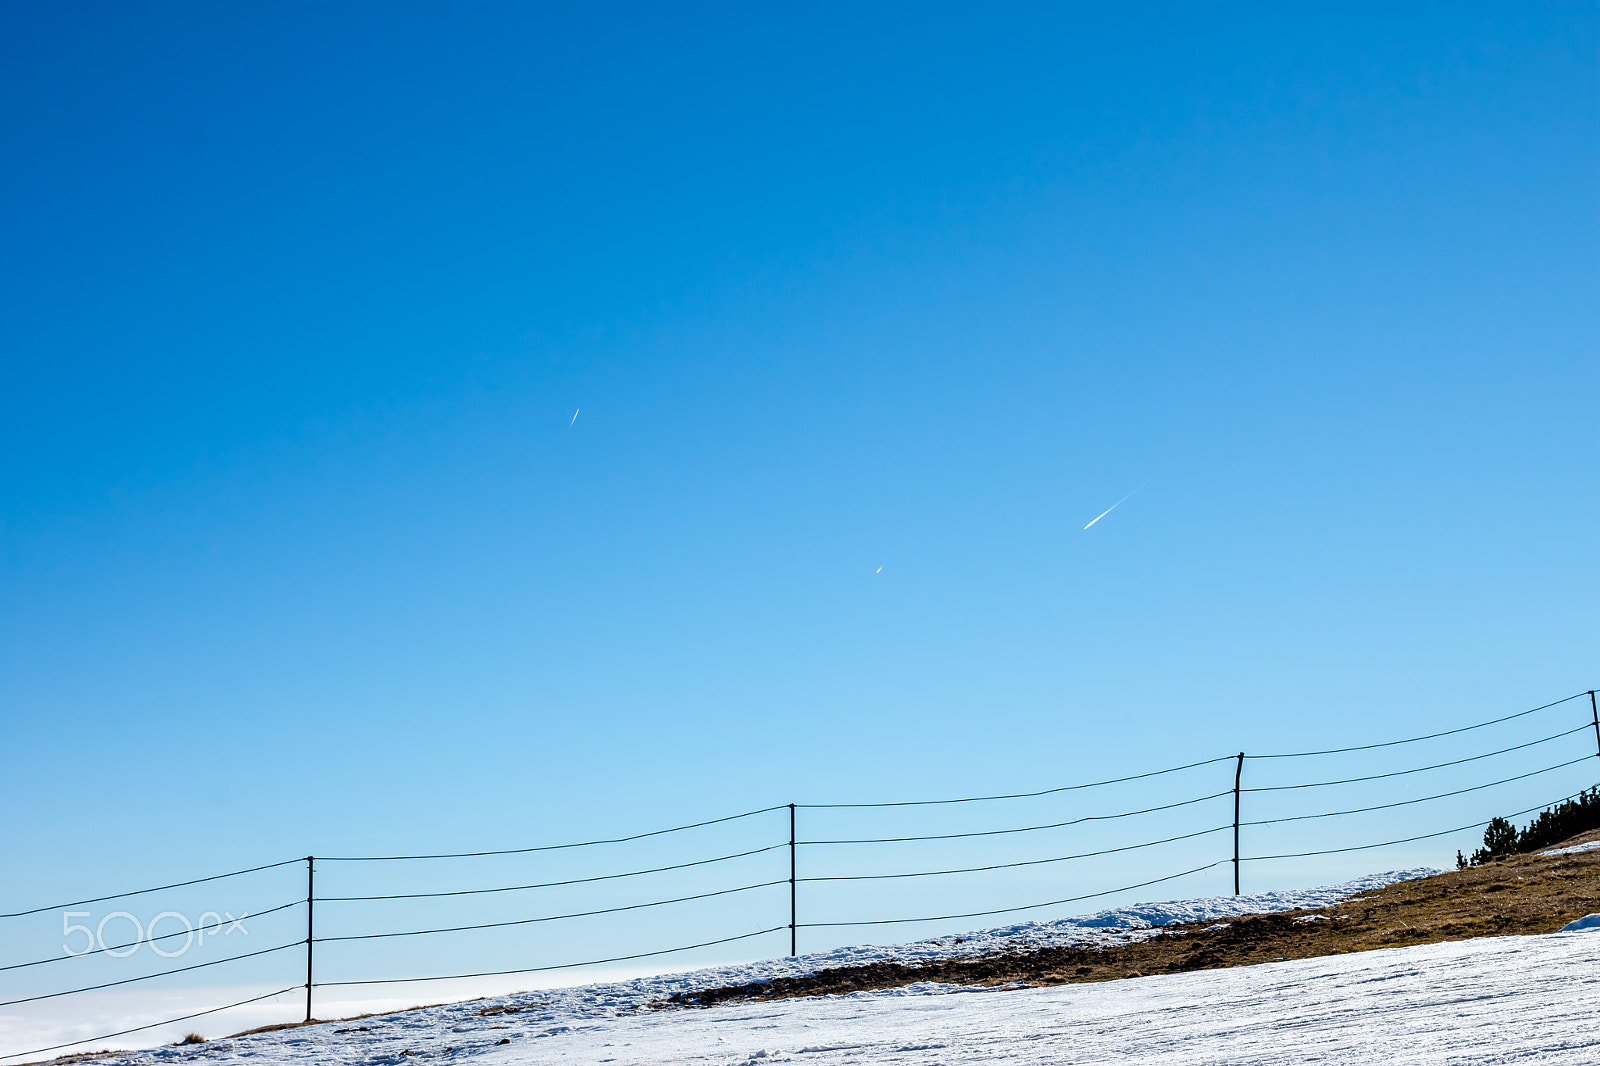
[0,1,1596,1019]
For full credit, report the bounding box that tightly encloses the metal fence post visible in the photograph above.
[305,856,315,1023]
[788,804,797,957]
[1589,691,1598,759]
[1233,754,1244,895]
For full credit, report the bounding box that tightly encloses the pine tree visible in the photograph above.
[1468,816,1519,865]
[1461,789,1600,867]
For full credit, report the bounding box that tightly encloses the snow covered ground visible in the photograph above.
[21,868,1600,1065]
[1540,840,1600,857]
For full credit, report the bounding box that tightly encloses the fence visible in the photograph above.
[2,689,1597,1061]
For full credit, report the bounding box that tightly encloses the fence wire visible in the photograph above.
[3,689,1594,1062]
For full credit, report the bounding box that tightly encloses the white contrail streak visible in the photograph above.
[1081,434,1208,530]
[1083,472,1160,530]
[570,408,580,426]
[1082,502,1122,530]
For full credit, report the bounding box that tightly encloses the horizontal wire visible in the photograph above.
[1242,755,1597,827]
[320,804,786,861]
[316,880,789,943]
[0,985,301,1063]
[0,898,304,974]
[801,791,1232,845]
[1242,725,1592,793]
[318,843,786,902]
[1245,791,1590,861]
[0,857,303,920]
[315,925,789,986]
[2,697,1588,1021]
[801,825,1230,883]
[1252,692,1589,759]
[0,941,303,1008]
[800,860,1230,928]
[798,755,1234,809]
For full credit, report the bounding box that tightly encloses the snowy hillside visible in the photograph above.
[35,868,1600,1065]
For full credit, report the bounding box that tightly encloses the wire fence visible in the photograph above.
[2,689,1596,1062]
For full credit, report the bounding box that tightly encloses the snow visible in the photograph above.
[1559,913,1600,932]
[67,930,1600,1066]
[1539,840,1600,857]
[495,934,1598,1065]
[44,866,1600,1066]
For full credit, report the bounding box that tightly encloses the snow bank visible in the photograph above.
[68,919,1600,1065]
[56,868,1440,1065]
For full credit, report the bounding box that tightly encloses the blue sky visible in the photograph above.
[1,1,1596,1027]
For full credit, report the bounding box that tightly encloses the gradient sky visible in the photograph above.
[1,1,1597,1041]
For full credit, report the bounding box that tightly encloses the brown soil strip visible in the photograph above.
[668,829,1600,1008]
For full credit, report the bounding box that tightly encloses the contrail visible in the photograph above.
[1082,435,1208,530]
[570,408,580,426]
[1083,472,1160,530]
